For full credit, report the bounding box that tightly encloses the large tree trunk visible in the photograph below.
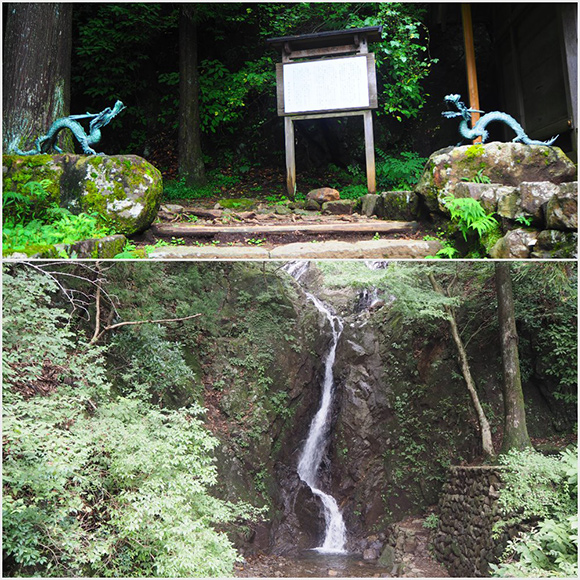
[178,5,206,187]
[3,3,73,152]
[495,263,532,454]
[428,272,495,460]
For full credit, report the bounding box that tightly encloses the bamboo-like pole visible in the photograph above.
[461,3,482,143]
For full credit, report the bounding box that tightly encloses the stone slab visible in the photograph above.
[147,245,270,260]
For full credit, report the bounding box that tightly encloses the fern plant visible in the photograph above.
[376,150,426,190]
[443,194,499,241]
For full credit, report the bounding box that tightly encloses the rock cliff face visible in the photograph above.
[190,263,571,557]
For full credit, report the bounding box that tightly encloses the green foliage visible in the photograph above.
[443,194,499,241]
[376,150,426,190]
[3,179,114,256]
[511,264,578,407]
[423,513,440,529]
[339,184,369,200]
[349,4,437,120]
[2,265,261,577]
[490,447,578,577]
[318,261,461,320]
[163,172,241,201]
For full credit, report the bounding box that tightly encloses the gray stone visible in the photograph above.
[378,545,396,568]
[361,194,383,217]
[322,199,356,215]
[453,182,502,214]
[531,230,578,259]
[382,190,419,220]
[545,182,578,230]
[519,181,560,219]
[305,198,321,211]
[147,244,270,260]
[3,154,162,236]
[489,228,539,259]
[273,204,293,215]
[496,187,525,221]
[161,204,184,214]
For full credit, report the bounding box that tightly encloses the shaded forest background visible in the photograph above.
[4,2,504,190]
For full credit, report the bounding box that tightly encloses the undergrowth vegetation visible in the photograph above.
[2,265,262,577]
[490,447,578,578]
[2,180,113,257]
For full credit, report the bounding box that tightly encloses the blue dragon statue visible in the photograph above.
[442,94,557,146]
[12,100,126,156]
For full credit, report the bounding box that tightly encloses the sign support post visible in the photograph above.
[268,27,382,198]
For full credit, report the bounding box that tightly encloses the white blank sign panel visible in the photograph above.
[283,55,370,114]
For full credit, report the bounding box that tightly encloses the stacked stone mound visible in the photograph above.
[415,142,577,258]
[432,466,520,577]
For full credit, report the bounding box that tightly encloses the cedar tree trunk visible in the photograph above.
[428,272,495,460]
[3,3,73,152]
[178,5,206,187]
[495,262,532,454]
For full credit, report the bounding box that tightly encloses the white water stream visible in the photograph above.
[284,262,347,553]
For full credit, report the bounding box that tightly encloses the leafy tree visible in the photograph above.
[3,3,73,152]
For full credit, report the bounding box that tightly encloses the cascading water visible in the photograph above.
[284,261,347,554]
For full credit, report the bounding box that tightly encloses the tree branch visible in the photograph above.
[89,313,202,345]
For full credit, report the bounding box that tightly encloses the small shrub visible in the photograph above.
[376,150,426,190]
[490,447,578,578]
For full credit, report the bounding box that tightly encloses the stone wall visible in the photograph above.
[432,466,515,577]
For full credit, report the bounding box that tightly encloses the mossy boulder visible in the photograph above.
[3,154,162,235]
[62,155,162,234]
[415,142,577,215]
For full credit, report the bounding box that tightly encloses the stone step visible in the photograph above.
[150,220,419,238]
[146,239,442,260]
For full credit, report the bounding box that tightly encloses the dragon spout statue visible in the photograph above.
[12,100,126,156]
[442,94,557,146]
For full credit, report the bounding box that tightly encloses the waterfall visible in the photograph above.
[283,261,347,554]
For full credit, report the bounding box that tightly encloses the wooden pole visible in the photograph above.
[461,3,482,143]
[363,110,376,194]
[284,116,296,198]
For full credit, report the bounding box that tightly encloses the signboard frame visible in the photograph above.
[268,27,382,196]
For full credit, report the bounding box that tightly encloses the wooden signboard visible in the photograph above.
[277,54,378,116]
[268,27,382,196]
